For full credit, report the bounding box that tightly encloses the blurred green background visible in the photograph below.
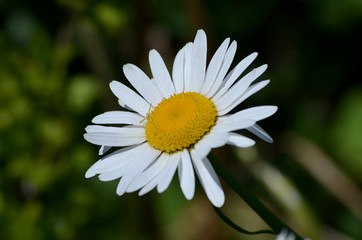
[1,0,362,239]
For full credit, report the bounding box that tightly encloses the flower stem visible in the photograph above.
[213,206,274,235]
[209,153,304,240]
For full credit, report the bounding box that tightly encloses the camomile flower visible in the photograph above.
[84,29,277,207]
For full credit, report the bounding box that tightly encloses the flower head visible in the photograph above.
[84,29,277,207]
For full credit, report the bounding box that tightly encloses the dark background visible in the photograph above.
[1,0,362,239]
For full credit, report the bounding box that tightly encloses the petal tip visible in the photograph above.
[109,80,121,93]
[109,80,119,87]
[85,168,97,178]
[212,196,225,208]
[195,29,207,39]
[83,132,89,140]
[149,49,159,58]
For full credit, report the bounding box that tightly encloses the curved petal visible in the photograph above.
[99,145,112,155]
[99,145,160,182]
[201,38,230,95]
[191,153,225,207]
[138,176,159,196]
[212,52,258,102]
[205,130,229,148]
[85,125,143,133]
[115,148,161,196]
[190,29,207,93]
[138,152,180,196]
[214,64,267,112]
[206,40,237,98]
[178,150,195,200]
[117,99,132,111]
[84,126,145,146]
[149,50,175,98]
[213,118,255,133]
[218,80,270,115]
[110,81,150,116]
[191,131,228,160]
[183,43,193,92]
[116,175,136,196]
[191,142,211,162]
[227,133,255,148]
[126,153,169,192]
[157,152,181,193]
[123,64,163,106]
[92,111,144,125]
[224,106,278,122]
[172,47,185,94]
[85,143,154,178]
[247,123,273,143]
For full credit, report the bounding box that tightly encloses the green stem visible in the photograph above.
[209,153,304,240]
[213,207,274,235]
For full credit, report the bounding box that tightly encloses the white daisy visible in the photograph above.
[84,29,277,207]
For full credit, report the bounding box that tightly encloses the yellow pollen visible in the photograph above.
[145,92,217,153]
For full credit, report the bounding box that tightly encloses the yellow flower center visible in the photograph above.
[145,92,217,153]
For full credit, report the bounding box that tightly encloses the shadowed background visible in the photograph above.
[1,0,362,239]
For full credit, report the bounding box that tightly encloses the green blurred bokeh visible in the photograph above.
[1,0,362,239]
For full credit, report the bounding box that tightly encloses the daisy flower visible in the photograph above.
[84,29,277,207]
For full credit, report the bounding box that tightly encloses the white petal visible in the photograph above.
[191,154,225,207]
[99,145,112,155]
[84,125,145,146]
[138,153,180,196]
[228,106,278,122]
[92,111,144,125]
[85,145,140,178]
[116,175,135,196]
[201,38,230,95]
[126,153,169,192]
[116,148,161,196]
[287,232,296,240]
[213,118,255,133]
[178,150,195,200]
[110,81,150,116]
[157,152,180,193]
[206,130,229,148]
[206,40,237,98]
[149,50,175,98]
[212,52,258,102]
[191,131,228,159]
[117,99,132,111]
[85,125,144,134]
[172,47,185,94]
[191,142,211,161]
[190,29,207,93]
[93,144,158,176]
[183,43,193,92]
[123,64,163,106]
[214,64,267,112]
[247,123,273,143]
[276,230,288,240]
[227,133,255,148]
[218,80,270,115]
[138,176,159,196]
[100,146,159,182]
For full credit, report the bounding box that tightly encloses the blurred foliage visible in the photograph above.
[329,88,362,180]
[1,0,362,239]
